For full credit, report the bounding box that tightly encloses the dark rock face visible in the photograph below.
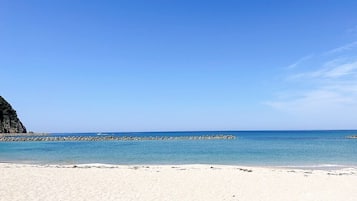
[0,96,27,133]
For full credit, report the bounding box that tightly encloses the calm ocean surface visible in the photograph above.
[1,130,357,168]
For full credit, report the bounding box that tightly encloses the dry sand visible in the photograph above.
[1,163,356,201]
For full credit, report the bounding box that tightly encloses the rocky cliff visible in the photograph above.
[0,96,27,133]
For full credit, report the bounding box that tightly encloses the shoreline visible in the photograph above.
[1,162,356,171]
[1,163,357,201]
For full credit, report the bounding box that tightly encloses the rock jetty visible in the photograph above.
[0,96,27,133]
[0,135,236,142]
[0,133,48,137]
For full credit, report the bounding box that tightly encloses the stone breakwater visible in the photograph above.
[0,133,48,137]
[0,135,236,142]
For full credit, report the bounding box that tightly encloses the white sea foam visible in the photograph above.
[96,133,109,136]
[278,164,354,170]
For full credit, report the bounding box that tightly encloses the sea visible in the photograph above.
[1,130,357,169]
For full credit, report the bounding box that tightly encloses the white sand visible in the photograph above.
[1,163,356,201]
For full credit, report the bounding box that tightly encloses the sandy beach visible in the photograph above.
[1,163,356,201]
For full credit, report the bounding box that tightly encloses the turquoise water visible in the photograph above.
[1,130,357,168]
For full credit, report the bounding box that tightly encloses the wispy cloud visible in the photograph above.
[267,41,357,128]
[347,25,357,35]
[267,86,357,111]
[290,60,357,79]
[286,54,313,69]
[324,61,357,78]
[325,41,357,54]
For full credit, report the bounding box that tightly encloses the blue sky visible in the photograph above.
[1,0,357,132]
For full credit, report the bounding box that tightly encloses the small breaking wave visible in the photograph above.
[96,133,109,136]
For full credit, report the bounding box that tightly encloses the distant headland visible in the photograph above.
[0,96,27,133]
